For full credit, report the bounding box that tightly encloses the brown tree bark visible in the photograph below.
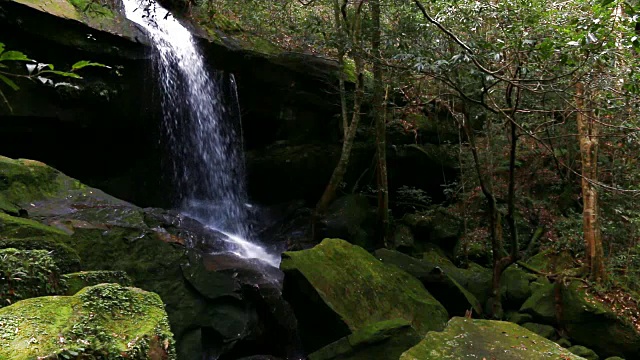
[371,0,389,247]
[575,82,606,283]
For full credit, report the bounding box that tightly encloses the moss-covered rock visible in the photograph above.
[0,283,176,359]
[568,345,599,360]
[374,248,483,316]
[400,317,585,360]
[561,281,640,358]
[0,236,80,273]
[526,249,576,273]
[422,248,493,306]
[309,319,421,360]
[62,270,133,295]
[521,322,557,340]
[0,248,65,307]
[519,282,557,323]
[500,265,537,310]
[402,207,461,251]
[505,311,533,324]
[281,239,448,352]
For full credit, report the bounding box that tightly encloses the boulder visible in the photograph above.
[561,281,640,359]
[0,248,65,307]
[374,248,483,316]
[400,317,586,360]
[520,282,557,324]
[422,248,493,306]
[505,312,533,324]
[521,279,640,358]
[521,322,557,340]
[0,235,80,273]
[62,270,133,295]
[526,249,576,273]
[309,319,421,360]
[500,265,537,310]
[281,239,448,352]
[0,283,176,360]
[568,345,599,360]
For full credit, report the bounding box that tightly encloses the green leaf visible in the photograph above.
[600,0,615,6]
[71,60,109,71]
[0,51,30,62]
[39,70,82,79]
[0,74,19,91]
[0,43,4,55]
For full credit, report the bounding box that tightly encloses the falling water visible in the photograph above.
[122,0,279,266]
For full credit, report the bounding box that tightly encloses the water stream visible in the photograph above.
[122,0,279,267]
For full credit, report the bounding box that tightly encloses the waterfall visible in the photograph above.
[122,0,279,267]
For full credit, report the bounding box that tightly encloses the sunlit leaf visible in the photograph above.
[0,51,29,62]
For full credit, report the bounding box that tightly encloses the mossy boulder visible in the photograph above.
[0,283,176,359]
[526,249,576,273]
[374,248,483,316]
[308,319,421,360]
[0,236,80,273]
[0,248,65,307]
[519,282,557,323]
[568,345,599,360]
[521,322,557,340]
[399,317,585,360]
[62,270,133,295]
[500,265,537,309]
[521,280,640,358]
[561,281,640,358]
[281,239,448,352]
[422,248,493,306]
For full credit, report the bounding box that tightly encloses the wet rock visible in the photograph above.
[400,317,585,360]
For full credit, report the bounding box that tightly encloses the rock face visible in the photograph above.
[0,283,176,360]
[0,156,297,360]
[281,238,448,353]
[400,317,585,360]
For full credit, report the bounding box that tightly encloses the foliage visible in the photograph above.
[0,42,109,112]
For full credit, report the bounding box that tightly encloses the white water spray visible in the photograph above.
[122,0,279,267]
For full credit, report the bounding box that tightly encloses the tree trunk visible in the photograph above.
[371,0,389,247]
[575,82,605,283]
[316,0,365,213]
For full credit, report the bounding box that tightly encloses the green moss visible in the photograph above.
[0,156,85,210]
[0,237,80,273]
[0,283,176,360]
[13,0,81,20]
[281,239,448,335]
[0,248,64,307]
[0,212,69,238]
[62,270,133,295]
[400,317,585,360]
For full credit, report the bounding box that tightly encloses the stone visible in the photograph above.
[500,265,537,310]
[519,282,557,324]
[0,236,81,273]
[505,312,533,324]
[400,317,585,360]
[0,283,176,359]
[281,239,448,352]
[0,248,64,307]
[568,345,600,360]
[391,224,414,252]
[521,322,557,340]
[317,195,375,249]
[309,319,421,360]
[402,207,461,250]
[374,248,483,316]
[557,337,572,348]
[61,270,132,295]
